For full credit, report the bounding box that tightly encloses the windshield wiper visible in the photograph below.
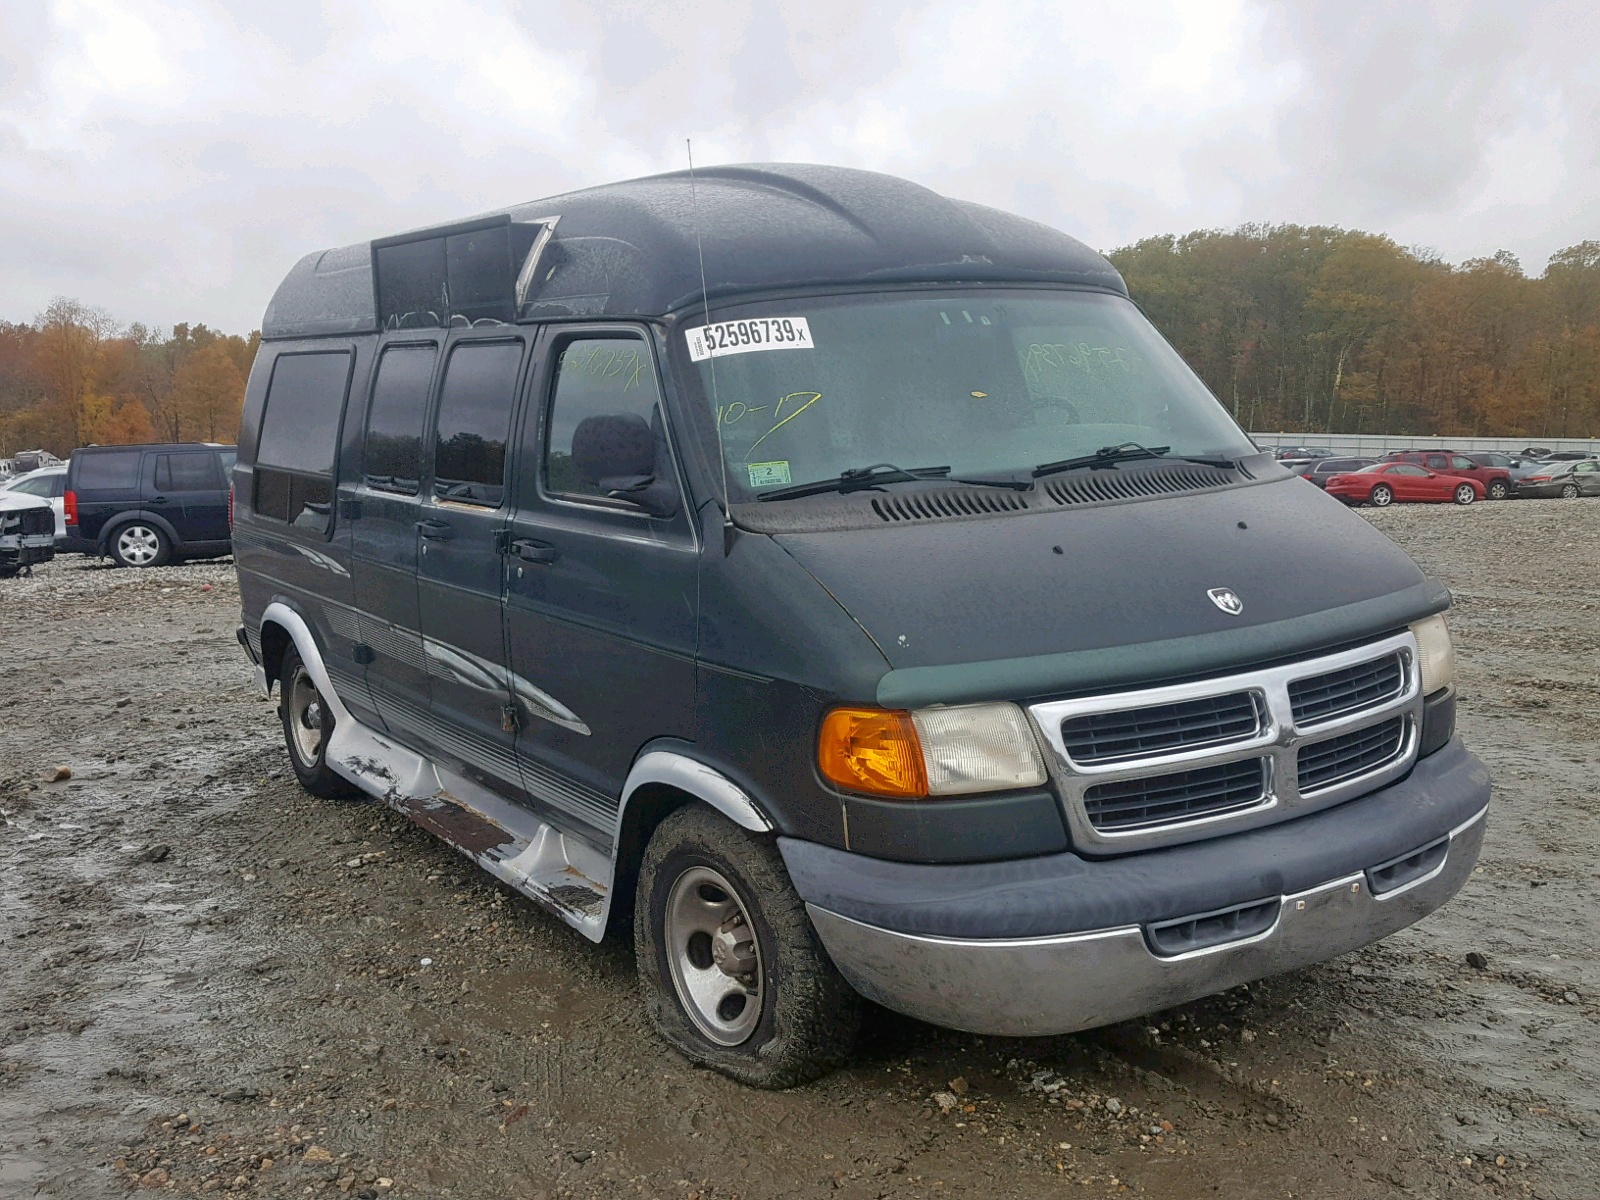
[752,461,1028,502]
[755,463,952,502]
[1032,442,1238,479]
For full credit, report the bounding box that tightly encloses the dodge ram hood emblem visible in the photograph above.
[1208,587,1244,615]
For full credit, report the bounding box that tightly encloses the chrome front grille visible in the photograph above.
[1030,632,1422,852]
[1297,716,1407,792]
[1059,691,1263,765]
[1289,652,1405,725]
[1084,758,1268,831]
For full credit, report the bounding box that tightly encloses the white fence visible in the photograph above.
[1249,432,1600,456]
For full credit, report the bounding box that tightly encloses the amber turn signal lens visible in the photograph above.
[817,707,928,798]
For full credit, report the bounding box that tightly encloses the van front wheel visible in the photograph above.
[278,645,356,799]
[635,806,863,1088]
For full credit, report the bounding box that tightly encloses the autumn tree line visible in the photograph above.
[1108,230,1600,439]
[4,229,1599,456]
[0,298,258,456]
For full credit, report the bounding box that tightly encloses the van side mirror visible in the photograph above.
[571,413,679,518]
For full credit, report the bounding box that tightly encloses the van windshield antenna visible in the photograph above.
[686,139,735,549]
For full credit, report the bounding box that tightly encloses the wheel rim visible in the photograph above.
[1372,487,1391,506]
[663,865,764,1047]
[1562,484,1579,498]
[1490,483,1507,499]
[284,665,325,766]
[1456,485,1474,504]
[117,525,161,565]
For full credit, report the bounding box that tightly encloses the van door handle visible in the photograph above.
[510,538,559,564]
[150,495,169,505]
[415,519,455,541]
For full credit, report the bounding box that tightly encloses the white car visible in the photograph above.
[0,465,67,542]
[0,490,56,577]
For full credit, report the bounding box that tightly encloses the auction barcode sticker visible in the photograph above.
[685,317,814,361]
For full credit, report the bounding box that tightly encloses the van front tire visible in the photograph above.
[278,644,356,799]
[635,806,863,1088]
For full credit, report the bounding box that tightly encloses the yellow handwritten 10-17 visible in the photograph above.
[718,391,822,455]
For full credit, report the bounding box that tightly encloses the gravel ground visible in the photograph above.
[1,499,1597,1200]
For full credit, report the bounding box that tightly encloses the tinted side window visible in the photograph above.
[80,450,142,490]
[254,352,350,531]
[546,337,667,501]
[432,341,522,507]
[1449,456,1475,470]
[156,453,220,491]
[365,345,437,495]
[1423,454,1448,468]
[11,476,53,497]
[257,352,352,474]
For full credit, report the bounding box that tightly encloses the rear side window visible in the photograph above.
[257,352,351,474]
[254,350,351,530]
[545,336,667,501]
[431,341,522,507]
[364,344,437,495]
[155,453,220,492]
[79,450,142,490]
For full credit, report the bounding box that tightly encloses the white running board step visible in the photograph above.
[326,714,614,942]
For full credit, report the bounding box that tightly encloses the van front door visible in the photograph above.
[415,336,526,796]
[502,329,698,845]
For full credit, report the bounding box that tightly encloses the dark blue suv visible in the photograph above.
[63,443,236,567]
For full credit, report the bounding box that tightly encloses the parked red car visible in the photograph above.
[1381,450,1513,500]
[1325,462,1486,507]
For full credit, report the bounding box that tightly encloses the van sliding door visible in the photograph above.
[349,340,437,735]
[414,336,526,796]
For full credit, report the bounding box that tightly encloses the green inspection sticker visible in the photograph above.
[747,461,792,487]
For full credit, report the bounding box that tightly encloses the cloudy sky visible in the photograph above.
[1,0,1595,334]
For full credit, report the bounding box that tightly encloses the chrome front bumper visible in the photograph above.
[806,804,1486,1037]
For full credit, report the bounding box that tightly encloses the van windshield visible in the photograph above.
[678,290,1254,501]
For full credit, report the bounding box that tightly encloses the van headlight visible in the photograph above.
[818,703,1047,798]
[1410,613,1456,696]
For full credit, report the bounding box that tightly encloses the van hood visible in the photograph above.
[772,478,1439,703]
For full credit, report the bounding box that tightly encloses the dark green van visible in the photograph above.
[234,165,1489,1086]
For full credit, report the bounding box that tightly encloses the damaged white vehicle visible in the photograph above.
[0,491,56,578]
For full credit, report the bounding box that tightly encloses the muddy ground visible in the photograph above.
[1,498,1597,1200]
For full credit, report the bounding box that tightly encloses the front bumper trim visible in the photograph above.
[806,803,1486,1037]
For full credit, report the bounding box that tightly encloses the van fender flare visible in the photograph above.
[617,747,774,834]
[257,601,353,728]
[100,509,183,552]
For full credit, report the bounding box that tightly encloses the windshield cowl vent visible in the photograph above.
[1044,464,1239,508]
[871,488,1030,523]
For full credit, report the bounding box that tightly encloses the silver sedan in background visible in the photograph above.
[1516,459,1600,499]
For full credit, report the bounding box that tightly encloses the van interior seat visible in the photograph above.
[573,412,657,486]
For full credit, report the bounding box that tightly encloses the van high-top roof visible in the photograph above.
[261,163,1125,341]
